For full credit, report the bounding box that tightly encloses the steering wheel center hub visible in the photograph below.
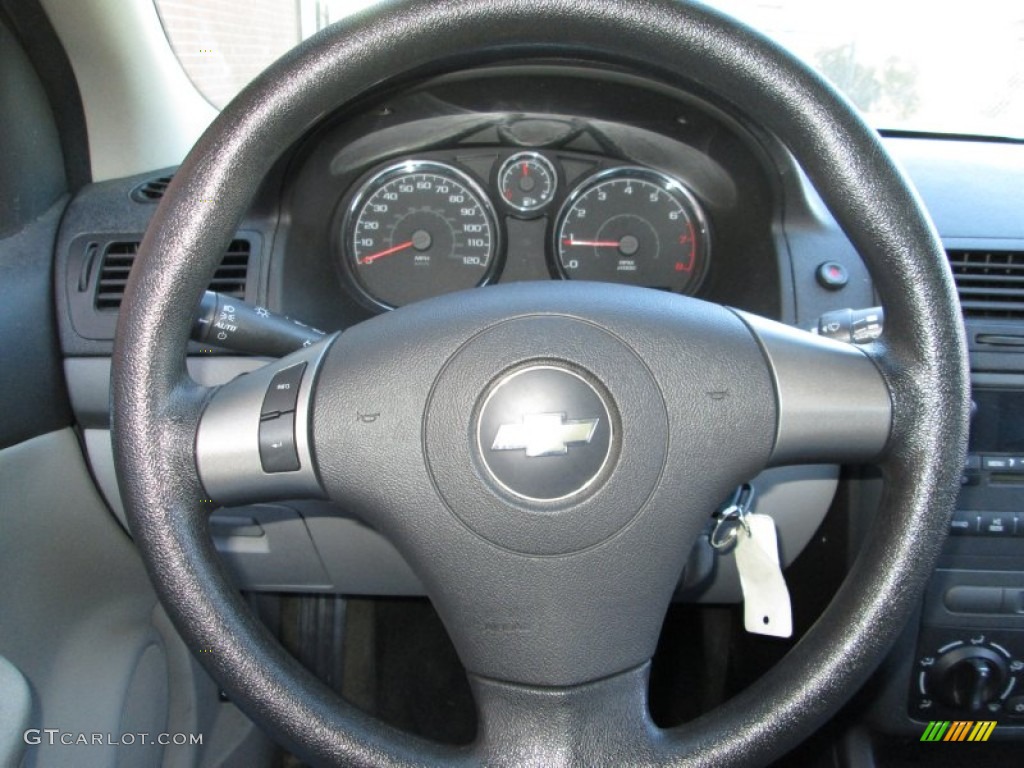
[476,364,615,502]
[424,314,667,555]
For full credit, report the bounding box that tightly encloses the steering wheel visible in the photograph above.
[111,1,969,765]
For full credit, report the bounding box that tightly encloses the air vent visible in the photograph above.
[94,239,251,310]
[130,175,173,203]
[948,250,1024,320]
[208,240,251,297]
[94,241,137,309]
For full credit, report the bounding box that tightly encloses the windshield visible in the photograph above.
[155,0,1024,140]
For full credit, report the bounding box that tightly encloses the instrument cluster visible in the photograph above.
[336,151,711,311]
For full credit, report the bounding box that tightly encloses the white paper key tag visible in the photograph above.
[734,513,793,638]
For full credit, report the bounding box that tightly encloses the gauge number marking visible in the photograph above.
[555,169,707,293]
[345,162,498,309]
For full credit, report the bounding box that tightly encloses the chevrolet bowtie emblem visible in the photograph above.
[491,413,600,458]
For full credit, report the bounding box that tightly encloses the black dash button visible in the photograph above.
[816,261,849,290]
[261,363,306,418]
[258,412,300,473]
[979,511,1014,537]
[949,511,978,536]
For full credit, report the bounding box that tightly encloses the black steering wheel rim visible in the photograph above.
[111,1,969,765]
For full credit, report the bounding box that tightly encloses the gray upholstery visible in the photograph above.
[0,655,31,768]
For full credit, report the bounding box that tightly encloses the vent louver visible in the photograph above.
[94,239,251,310]
[948,250,1024,320]
[130,175,173,203]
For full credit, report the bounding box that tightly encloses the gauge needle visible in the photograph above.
[562,239,621,247]
[360,240,414,264]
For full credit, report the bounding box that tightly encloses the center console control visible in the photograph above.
[951,507,1024,537]
[902,383,1024,732]
[909,626,1024,720]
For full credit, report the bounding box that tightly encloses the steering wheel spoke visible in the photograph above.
[469,664,660,767]
[736,311,893,466]
[196,338,333,507]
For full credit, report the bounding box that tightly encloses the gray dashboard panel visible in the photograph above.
[66,355,271,429]
[691,464,838,603]
[82,413,835,598]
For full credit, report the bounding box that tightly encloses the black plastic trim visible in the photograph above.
[0,0,90,190]
[0,200,73,448]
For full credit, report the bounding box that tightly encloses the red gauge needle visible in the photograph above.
[359,240,414,264]
[562,239,621,247]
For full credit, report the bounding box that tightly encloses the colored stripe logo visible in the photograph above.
[920,721,996,742]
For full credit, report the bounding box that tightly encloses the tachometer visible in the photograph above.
[555,168,709,294]
[344,161,499,309]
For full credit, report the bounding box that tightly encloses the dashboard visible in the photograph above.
[268,66,786,334]
[56,63,869,605]
[51,58,1024,748]
[7,0,1024,762]
[58,61,861,599]
[337,154,710,310]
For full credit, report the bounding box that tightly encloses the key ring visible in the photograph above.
[710,484,754,551]
[710,507,747,550]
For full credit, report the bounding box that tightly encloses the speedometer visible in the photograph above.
[555,168,709,294]
[343,161,499,309]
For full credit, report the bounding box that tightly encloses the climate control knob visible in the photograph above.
[927,646,1009,712]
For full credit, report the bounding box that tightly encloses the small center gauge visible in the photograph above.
[498,152,557,214]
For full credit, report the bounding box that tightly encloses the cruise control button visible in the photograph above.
[258,412,300,473]
[261,363,306,417]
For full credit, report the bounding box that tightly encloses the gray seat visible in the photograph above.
[0,655,31,768]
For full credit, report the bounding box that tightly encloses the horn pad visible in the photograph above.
[424,314,668,556]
